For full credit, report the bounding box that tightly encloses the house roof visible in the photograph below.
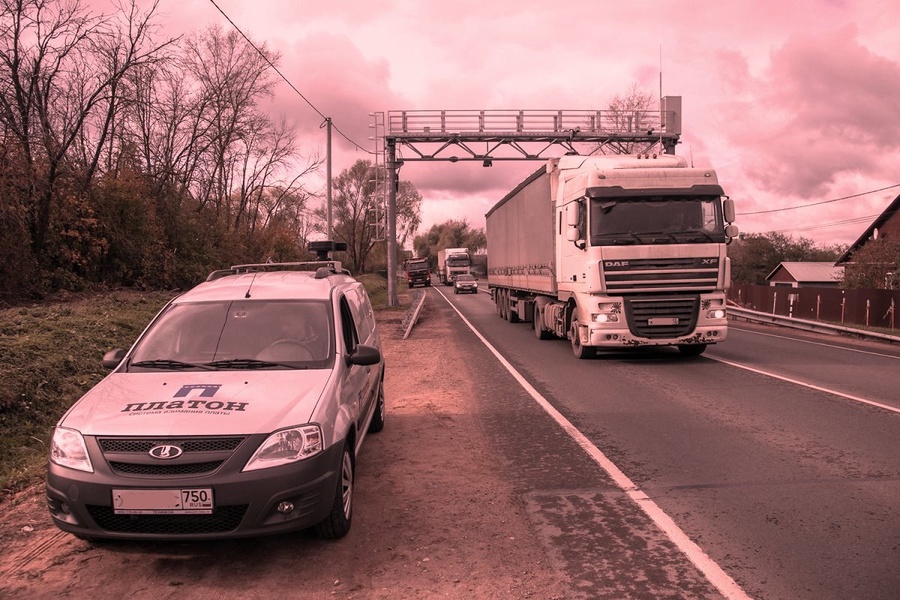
[765,262,844,283]
[836,193,900,264]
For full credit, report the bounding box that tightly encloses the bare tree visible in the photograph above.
[0,0,173,257]
[598,83,656,155]
[323,159,422,274]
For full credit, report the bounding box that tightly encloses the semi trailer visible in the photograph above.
[486,154,738,358]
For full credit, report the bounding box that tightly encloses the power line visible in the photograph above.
[739,183,900,215]
[206,0,373,154]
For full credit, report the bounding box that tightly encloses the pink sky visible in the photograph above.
[119,0,900,247]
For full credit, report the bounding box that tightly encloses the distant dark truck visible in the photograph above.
[405,258,431,288]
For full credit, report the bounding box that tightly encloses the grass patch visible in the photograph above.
[0,290,176,495]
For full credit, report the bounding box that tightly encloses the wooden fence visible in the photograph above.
[728,284,898,331]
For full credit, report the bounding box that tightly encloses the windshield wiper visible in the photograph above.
[611,232,647,245]
[206,358,306,370]
[130,359,214,371]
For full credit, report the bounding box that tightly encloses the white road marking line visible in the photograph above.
[438,289,753,600]
[706,355,900,415]
[730,326,900,360]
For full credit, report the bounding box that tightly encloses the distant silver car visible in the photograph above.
[453,273,478,294]
[47,245,385,541]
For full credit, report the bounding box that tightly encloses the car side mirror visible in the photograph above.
[102,349,127,369]
[347,344,381,366]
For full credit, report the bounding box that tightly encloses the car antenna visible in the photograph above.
[245,270,259,298]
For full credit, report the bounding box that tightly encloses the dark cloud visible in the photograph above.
[725,26,900,198]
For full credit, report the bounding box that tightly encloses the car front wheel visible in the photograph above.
[368,381,385,433]
[314,442,354,539]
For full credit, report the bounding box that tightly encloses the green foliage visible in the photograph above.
[0,290,175,493]
[412,219,487,272]
[729,233,847,285]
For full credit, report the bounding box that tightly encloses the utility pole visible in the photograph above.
[386,139,399,307]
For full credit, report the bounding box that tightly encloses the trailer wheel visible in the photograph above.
[569,318,596,359]
[678,344,707,357]
[533,308,551,340]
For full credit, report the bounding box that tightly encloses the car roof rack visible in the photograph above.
[205,241,352,281]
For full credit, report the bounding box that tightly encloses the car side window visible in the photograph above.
[344,288,375,341]
[338,296,359,355]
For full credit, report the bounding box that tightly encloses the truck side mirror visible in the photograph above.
[566,202,582,227]
[566,227,581,242]
[723,197,735,223]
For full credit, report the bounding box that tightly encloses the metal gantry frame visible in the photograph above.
[379,97,684,306]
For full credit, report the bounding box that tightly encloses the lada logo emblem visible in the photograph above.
[149,445,183,460]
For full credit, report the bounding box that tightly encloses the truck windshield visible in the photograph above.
[589,196,725,245]
[447,257,470,266]
[408,263,428,272]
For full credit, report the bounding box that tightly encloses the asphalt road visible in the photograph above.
[435,284,900,600]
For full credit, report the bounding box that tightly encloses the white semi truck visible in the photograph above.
[436,247,471,285]
[486,154,738,358]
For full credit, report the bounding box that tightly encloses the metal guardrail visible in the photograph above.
[402,289,427,340]
[729,306,900,345]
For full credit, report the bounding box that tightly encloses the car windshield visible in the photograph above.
[456,275,475,282]
[128,300,334,370]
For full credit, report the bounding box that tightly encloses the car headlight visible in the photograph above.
[50,427,94,473]
[243,425,323,471]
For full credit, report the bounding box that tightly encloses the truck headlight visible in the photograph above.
[706,309,726,319]
[243,425,323,471]
[592,313,619,323]
[50,427,94,473]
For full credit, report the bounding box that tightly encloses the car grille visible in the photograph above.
[86,505,247,535]
[98,436,247,478]
[624,295,699,338]
[109,461,224,476]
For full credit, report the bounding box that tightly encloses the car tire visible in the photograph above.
[314,442,354,539]
[368,381,385,433]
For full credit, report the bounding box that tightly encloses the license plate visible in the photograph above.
[112,488,214,515]
[648,317,679,326]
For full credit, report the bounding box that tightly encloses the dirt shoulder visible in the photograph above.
[0,300,567,600]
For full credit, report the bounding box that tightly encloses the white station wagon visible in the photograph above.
[47,244,385,540]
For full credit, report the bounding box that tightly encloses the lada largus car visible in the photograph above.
[47,242,385,541]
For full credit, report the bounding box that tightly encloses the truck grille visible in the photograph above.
[624,296,699,338]
[603,257,719,294]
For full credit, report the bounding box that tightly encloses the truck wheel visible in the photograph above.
[534,310,551,340]
[678,344,707,357]
[570,318,596,359]
[314,442,354,539]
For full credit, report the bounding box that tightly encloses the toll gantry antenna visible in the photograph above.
[380,98,684,306]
